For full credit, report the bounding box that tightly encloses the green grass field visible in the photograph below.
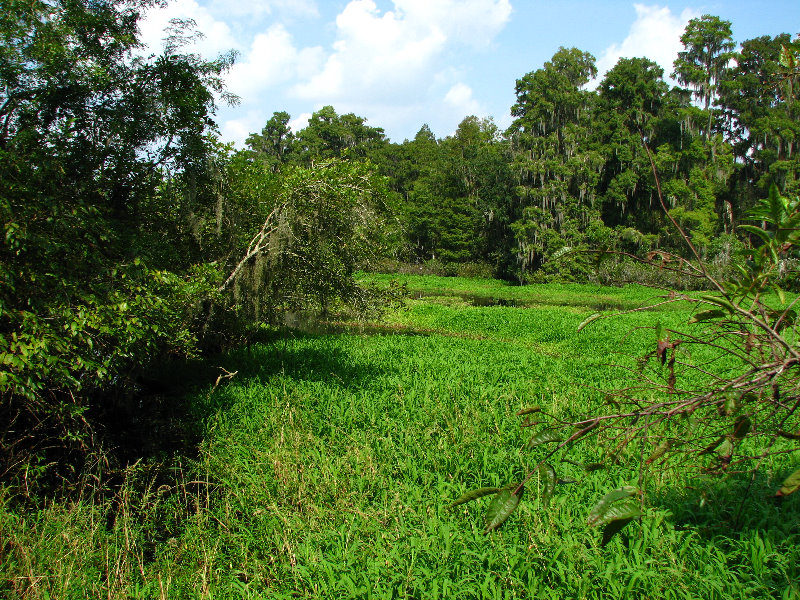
[2,276,799,599]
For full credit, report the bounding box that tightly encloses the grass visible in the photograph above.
[1,276,799,598]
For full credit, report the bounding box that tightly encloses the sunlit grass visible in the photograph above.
[2,276,798,599]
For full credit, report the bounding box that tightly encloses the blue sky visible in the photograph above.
[138,1,800,146]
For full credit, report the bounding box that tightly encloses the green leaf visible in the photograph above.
[655,321,665,341]
[699,294,738,314]
[449,487,501,508]
[780,44,797,69]
[722,394,739,416]
[770,283,786,306]
[688,309,727,324]
[570,419,600,442]
[484,487,523,533]
[738,224,773,246]
[588,486,639,526]
[577,313,602,332]
[717,438,734,458]
[595,501,642,528]
[602,518,634,547]
[600,503,643,547]
[526,429,562,450]
[538,463,557,505]
[777,468,800,497]
[699,436,725,455]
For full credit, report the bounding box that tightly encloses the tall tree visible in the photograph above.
[508,47,601,276]
[596,57,670,233]
[719,35,800,198]
[673,15,736,138]
[245,110,294,170]
[292,105,386,162]
[0,0,235,477]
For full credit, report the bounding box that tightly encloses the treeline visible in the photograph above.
[246,16,799,282]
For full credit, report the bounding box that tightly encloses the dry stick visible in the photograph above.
[641,136,723,292]
[218,204,286,292]
[642,137,799,361]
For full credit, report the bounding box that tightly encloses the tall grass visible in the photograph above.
[2,278,798,598]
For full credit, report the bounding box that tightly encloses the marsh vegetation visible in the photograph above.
[2,276,798,598]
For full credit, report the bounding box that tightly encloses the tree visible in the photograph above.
[389,117,516,269]
[508,47,601,277]
[217,153,391,322]
[595,56,669,230]
[719,35,800,198]
[292,105,387,162]
[245,111,294,170]
[673,15,736,139]
[0,0,234,482]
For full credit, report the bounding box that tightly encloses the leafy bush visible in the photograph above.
[0,0,235,485]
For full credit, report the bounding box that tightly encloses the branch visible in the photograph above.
[218,203,287,292]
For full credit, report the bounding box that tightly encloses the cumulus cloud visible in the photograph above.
[288,112,313,133]
[444,82,482,116]
[227,26,325,98]
[595,4,699,84]
[139,2,325,110]
[291,0,511,103]
[392,0,512,48]
[139,0,512,145]
[137,0,238,57]
[220,111,265,145]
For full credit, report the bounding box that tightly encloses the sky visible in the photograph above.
[137,0,800,146]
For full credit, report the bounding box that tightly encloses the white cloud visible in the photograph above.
[595,4,699,84]
[226,25,325,98]
[220,112,264,145]
[291,0,510,103]
[292,0,445,102]
[204,0,319,21]
[137,0,237,57]
[140,0,512,145]
[288,112,312,133]
[444,82,482,116]
[393,0,512,48]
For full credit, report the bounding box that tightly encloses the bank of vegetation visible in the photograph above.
[1,1,799,597]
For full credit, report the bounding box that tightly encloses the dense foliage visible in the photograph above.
[0,3,799,594]
[242,19,800,284]
[3,277,798,597]
[454,179,800,545]
[0,0,389,485]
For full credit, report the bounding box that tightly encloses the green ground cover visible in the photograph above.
[2,277,798,599]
